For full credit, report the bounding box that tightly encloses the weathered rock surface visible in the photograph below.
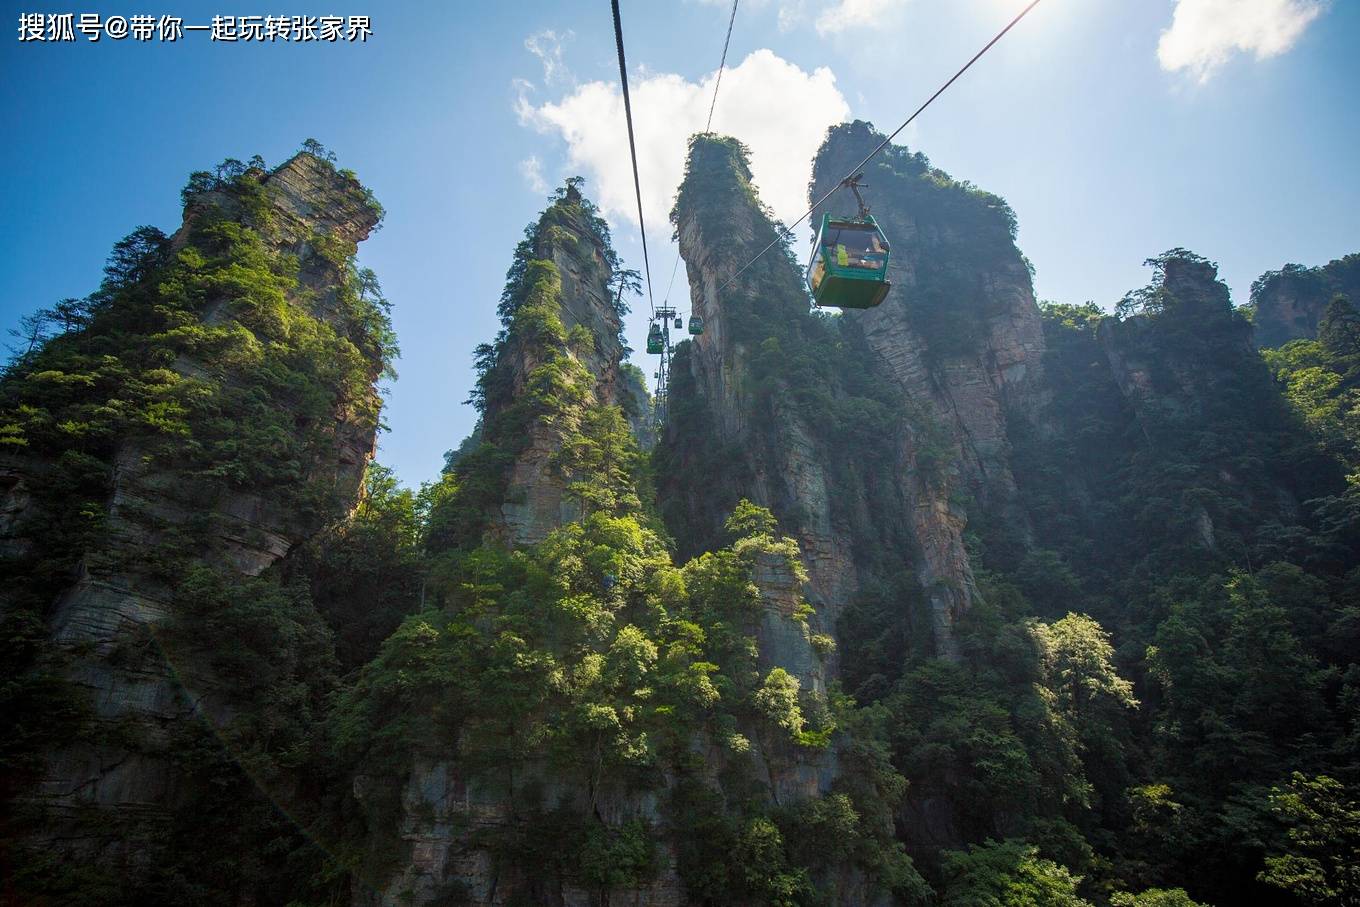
[369,179,847,907]
[662,126,1049,659]
[489,185,639,547]
[1251,253,1360,348]
[809,123,1048,654]
[666,140,862,632]
[9,152,383,864]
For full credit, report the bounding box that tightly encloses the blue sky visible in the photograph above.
[2,0,1357,488]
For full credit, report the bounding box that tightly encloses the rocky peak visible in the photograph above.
[1251,253,1360,348]
[3,149,390,878]
[1087,250,1311,557]
[663,134,867,625]
[661,125,1058,660]
[809,121,1047,513]
[464,183,639,547]
[1099,251,1253,420]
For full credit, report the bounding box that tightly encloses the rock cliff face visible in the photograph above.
[362,181,864,907]
[811,122,1048,651]
[663,138,862,624]
[809,122,1047,519]
[489,186,631,546]
[1090,253,1313,552]
[2,152,385,877]
[1251,253,1360,348]
[1007,248,1333,619]
[660,127,1048,659]
[1099,256,1254,436]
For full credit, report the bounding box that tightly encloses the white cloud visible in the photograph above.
[1158,0,1326,82]
[777,0,808,32]
[814,0,908,36]
[516,49,850,237]
[519,155,548,194]
[525,29,574,86]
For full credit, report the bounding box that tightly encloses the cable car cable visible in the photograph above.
[705,0,740,134]
[663,252,683,306]
[611,0,656,315]
[661,0,739,321]
[716,0,1043,294]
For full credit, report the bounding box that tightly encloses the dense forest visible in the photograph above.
[1,132,1358,907]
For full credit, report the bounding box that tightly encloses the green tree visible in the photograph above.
[939,839,1092,907]
[1109,889,1207,907]
[309,462,424,669]
[754,667,805,741]
[1033,613,1138,719]
[726,497,779,539]
[1258,773,1360,906]
[557,403,643,516]
[1319,294,1360,361]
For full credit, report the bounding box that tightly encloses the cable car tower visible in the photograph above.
[647,305,679,426]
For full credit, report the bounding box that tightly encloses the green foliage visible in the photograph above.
[306,462,425,669]
[556,403,644,516]
[939,840,1092,907]
[1146,571,1335,792]
[1260,295,1360,575]
[727,497,780,539]
[1251,253,1360,348]
[0,151,393,905]
[429,184,629,552]
[1258,773,1360,906]
[754,667,806,740]
[1109,889,1207,907]
[1033,613,1138,717]
[342,463,915,900]
[577,817,657,890]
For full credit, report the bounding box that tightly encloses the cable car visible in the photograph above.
[806,174,891,309]
[688,315,704,336]
[646,323,663,354]
[674,317,683,330]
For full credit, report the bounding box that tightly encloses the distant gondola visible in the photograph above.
[688,315,704,335]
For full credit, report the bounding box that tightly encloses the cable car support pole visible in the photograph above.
[716,0,1044,294]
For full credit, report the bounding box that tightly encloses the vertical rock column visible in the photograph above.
[807,122,1051,654]
[668,137,862,621]
[16,152,383,862]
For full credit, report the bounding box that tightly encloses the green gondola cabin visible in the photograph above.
[646,323,663,354]
[688,315,704,335]
[806,212,891,309]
